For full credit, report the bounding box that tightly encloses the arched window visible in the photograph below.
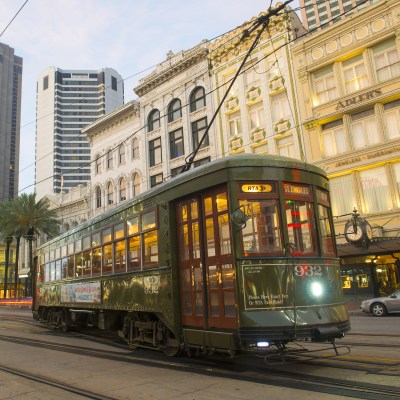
[148,109,160,132]
[190,87,206,112]
[95,186,102,208]
[119,177,126,201]
[95,154,102,174]
[133,173,140,197]
[168,99,182,122]
[107,182,114,205]
[106,149,113,169]
[132,138,139,159]
[118,144,125,164]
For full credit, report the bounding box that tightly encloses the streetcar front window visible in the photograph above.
[239,199,283,256]
[285,200,318,256]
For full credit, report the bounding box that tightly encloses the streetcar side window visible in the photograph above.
[317,204,335,256]
[144,231,158,268]
[102,244,113,275]
[82,250,91,277]
[92,247,102,276]
[102,228,112,243]
[55,259,62,280]
[128,235,141,270]
[50,261,56,281]
[67,255,75,278]
[114,222,125,240]
[45,263,50,282]
[127,216,139,235]
[61,257,68,279]
[115,239,127,273]
[92,232,101,247]
[75,253,83,278]
[316,188,336,257]
[128,208,159,270]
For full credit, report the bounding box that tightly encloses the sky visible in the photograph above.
[0,0,300,195]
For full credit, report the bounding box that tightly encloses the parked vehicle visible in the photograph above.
[361,290,400,316]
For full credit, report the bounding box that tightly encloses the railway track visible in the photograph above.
[0,364,116,400]
[0,332,399,400]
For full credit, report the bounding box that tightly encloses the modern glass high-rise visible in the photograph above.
[0,42,22,201]
[35,67,124,199]
[300,0,379,31]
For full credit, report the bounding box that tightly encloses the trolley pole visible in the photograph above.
[181,0,294,173]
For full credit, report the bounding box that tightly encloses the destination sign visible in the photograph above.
[283,183,310,195]
[241,183,273,193]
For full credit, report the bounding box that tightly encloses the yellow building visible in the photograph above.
[209,7,306,160]
[292,0,400,304]
[0,242,18,298]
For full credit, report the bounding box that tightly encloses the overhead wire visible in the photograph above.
[16,17,256,194]
[0,0,29,39]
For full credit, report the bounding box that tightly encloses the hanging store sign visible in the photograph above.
[336,88,382,110]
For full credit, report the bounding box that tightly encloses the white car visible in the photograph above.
[360,290,400,316]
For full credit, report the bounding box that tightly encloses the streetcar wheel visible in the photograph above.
[371,302,387,317]
[163,345,181,357]
[163,330,182,357]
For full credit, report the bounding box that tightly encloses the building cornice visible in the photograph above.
[292,0,399,63]
[134,42,209,97]
[208,9,289,65]
[83,100,139,141]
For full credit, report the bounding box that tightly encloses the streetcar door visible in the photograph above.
[177,197,204,327]
[203,189,237,329]
[177,187,237,329]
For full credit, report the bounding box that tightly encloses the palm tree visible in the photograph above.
[0,198,28,298]
[11,194,61,296]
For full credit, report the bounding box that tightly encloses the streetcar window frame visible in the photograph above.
[316,187,336,257]
[102,227,112,244]
[283,182,319,257]
[237,182,284,257]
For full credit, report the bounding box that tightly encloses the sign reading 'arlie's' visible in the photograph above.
[336,88,382,110]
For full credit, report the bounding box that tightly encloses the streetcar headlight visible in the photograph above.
[310,282,323,297]
[256,341,270,348]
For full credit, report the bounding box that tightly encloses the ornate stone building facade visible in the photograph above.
[134,41,215,185]
[83,101,141,218]
[291,0,400,302]
[209,9,306,160]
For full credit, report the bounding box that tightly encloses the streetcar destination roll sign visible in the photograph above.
[241,183,273,193]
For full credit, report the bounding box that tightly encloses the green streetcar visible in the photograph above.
[33,154,350,357]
